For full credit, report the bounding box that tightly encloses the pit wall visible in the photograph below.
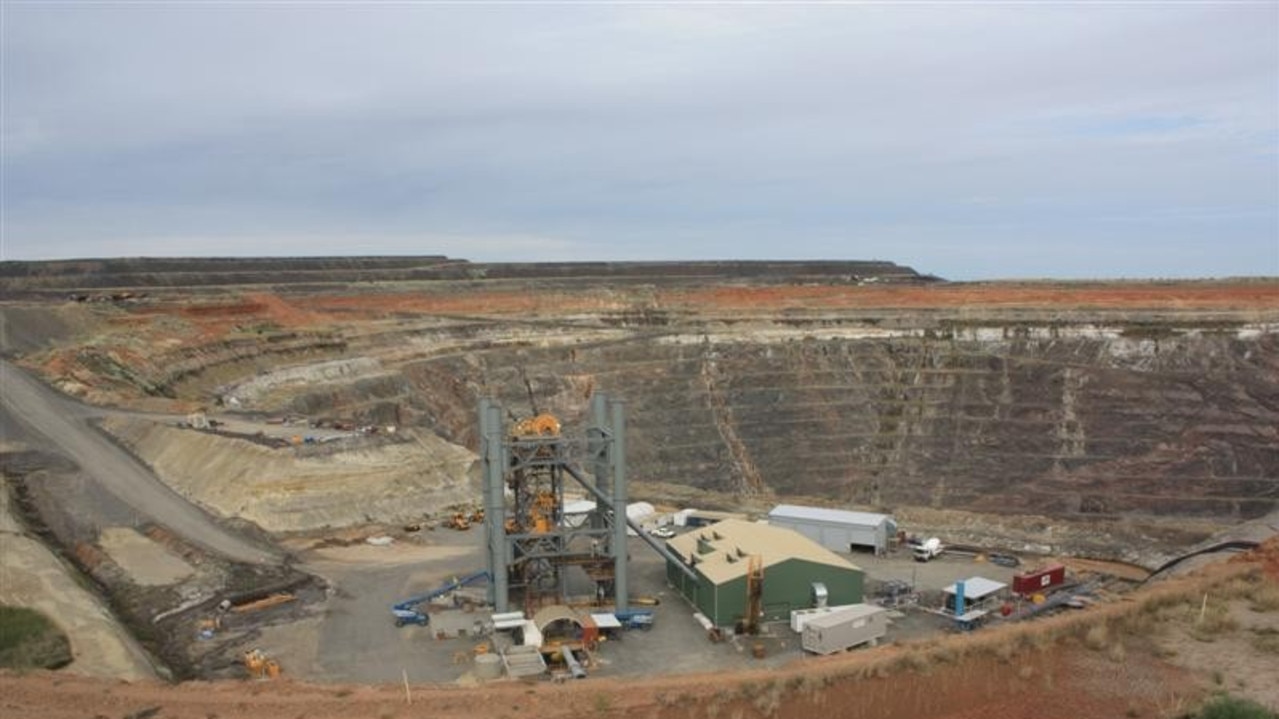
[397,323,1278,522]
[20,300,1279,527]
[100,417,478,532]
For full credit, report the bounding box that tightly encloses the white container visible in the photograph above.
[789,604,862,633]
[802,604,888,655]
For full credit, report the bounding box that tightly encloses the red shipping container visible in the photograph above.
[1012,565,1066,596]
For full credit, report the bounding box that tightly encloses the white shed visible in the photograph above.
[942,576,1008,613]
[767,504,897,555]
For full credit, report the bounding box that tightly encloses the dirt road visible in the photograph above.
[0,359,281,565]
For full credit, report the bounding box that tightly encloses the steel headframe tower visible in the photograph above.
[480,393,629,614]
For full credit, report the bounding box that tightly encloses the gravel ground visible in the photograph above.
[265,527,1028,685]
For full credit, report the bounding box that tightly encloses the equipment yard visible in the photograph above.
[2,259,1278,718]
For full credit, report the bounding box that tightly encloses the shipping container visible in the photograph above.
[1012,565,1066,596]
[801,604,888,655]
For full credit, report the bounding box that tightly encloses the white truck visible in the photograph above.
[912,537,943,562]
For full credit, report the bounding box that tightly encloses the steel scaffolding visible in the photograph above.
[480,394,630,614]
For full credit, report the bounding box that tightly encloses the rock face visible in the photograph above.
[3,259,1276,528]
[101,417,478,532]
[404,323,1279,521]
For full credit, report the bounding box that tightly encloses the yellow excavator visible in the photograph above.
[242,649,281,680]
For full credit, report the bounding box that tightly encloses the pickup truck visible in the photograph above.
[912,537,944,562]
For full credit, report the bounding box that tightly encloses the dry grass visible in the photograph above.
[1155,692,1193,719]
[1085,623,1110,651]
[750,682,783,717]
[1107,642,1128,664]
[1247,584,1279,613]
[1189,597,1240,642]
[1249,628,1279,655]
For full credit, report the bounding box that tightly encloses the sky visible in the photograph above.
[2,3,1277,280]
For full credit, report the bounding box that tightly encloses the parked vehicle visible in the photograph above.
[391,570,489,627]
[614,609,655,630]
[649,526,675,539]
[913,537,944,562]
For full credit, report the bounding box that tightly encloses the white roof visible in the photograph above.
[626,502,655,519]
[589,613,622,629]
[768,504,893,527]
[564,500,596,514]
[803,603,886,629]
[942,577,1007,599]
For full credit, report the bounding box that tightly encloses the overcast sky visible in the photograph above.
[2,3,1276,280]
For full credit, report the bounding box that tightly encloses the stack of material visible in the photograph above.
[501,645,547,678]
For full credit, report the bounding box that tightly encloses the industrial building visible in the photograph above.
[767,504,898,555]
[665,519,864,628]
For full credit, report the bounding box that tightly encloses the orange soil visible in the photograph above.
[0,646,1195,719]
[25,279,1277,406]
[283,280,1279,320]
[658,282,1279,311]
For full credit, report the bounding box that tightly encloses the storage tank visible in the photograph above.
[474,653,503,681]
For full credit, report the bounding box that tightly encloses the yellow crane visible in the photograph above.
[744,555,764,635]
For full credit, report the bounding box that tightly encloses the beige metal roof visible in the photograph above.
[531,605,583,633]
[666,519,861,585]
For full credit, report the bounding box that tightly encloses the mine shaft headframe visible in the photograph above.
[479,394,631,615]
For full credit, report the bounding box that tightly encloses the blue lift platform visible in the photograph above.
[391,570,490,627]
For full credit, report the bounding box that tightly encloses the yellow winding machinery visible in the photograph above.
[513,414,561,438]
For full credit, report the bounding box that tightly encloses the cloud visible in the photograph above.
[2,3,1276,278]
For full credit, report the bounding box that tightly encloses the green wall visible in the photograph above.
[667,558,864,627]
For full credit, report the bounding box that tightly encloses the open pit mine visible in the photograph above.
[1,257,1277,719]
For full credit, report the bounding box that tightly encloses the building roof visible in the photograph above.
[666,518,861,585]
[942,577,1007,600]
[589,613,622,629]
[803,603,886,629]
[767,504,893,527]
[687,509,748,520]
[531,605,584,633]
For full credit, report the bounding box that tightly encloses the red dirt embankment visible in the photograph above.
[660,281,1279,311]
[259,279,1279,321]
[0,647,1191,719]
[71,280,1278,360]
